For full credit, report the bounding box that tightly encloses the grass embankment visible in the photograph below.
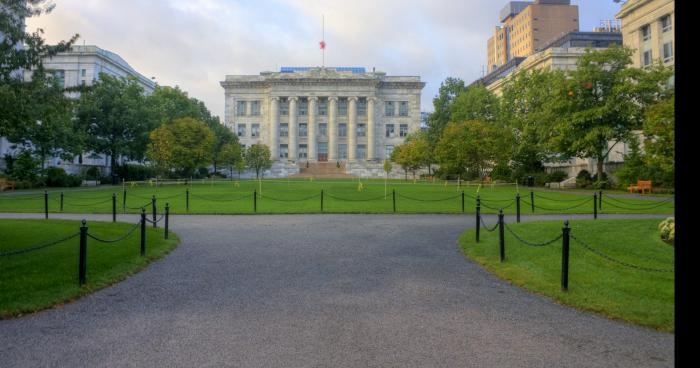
[0,179,675,215]
[0,219,179,318]
[460,218,674,332]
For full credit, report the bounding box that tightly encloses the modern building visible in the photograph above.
[487,0,580,73]
[616,0,674,69]
[221,67,424,166]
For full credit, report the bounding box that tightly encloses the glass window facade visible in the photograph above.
[338,123,347,137]
[399,124,408,137]
[318,98,327,116]
[236,101,247,116]
[385,101,395,116]
[399,101,409,116]
[338,144,347,159]
[280,98,289,116]
[357,124,366,137]
[385,124,395,138]
[237,124,246,137]
[251,124,260,137]
[338,98,348,116]
[279,144,288,159]
[280,123,289,137]
[299,123,307,137]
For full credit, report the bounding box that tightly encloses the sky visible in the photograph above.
[27,0,622,119]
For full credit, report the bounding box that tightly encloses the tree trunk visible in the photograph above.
[596,157,604,180]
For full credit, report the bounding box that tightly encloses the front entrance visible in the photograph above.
[317,142,328,162]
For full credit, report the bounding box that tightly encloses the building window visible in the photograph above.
[338,123,347,137]
[385,101,395,116]
[399,101,409,116]
[357,124,366,137]
[385,124,395,138]
[279,144,288,159]
[640,24,651,42]
[298,144,307,159]
[338,144,348,159]
[357,145,366,159]
[280,123,289,137]
[399,124,408,137]
[663,42,673,63]
[298,98,308,116]
[660,14,672,33]
[319,123,327,137]
[237,124,246,137]
[251,124,260,137]
[81,69,86,77]
[642,49,652,67]
[236,101,247,116]
[338,98,348,116]
[280,98,289,116]
[251,101,261,116]
[357,98,367,115]
[318,98,327,116]
[299,123,307,137]
[53,70,65,88]
[385,145,394,158]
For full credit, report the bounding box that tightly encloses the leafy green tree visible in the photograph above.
[643,94,674,187]
[450,84,500,123]
[146,117,215,178]
[145,124,175,177]
[426,77,466,147]
[245,143,272,179]
[218,142,243,179]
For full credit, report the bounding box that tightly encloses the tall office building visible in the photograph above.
[616,0,674,69]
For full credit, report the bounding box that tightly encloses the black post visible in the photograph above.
[164,203,169,240]
[186,188,190,212]
[253,190,257,213]
[122,189,126,214]
[593,192,598,220]
[599,190,603,210]
[140,208,146,256]
[78,219,88,286]
[60,192,64,212]
[392,189,396,213]
[498,209,505,262]
[530,190,535,213]
[112,193,117,222]
[475,195,481,243]
[44,190,48,219]
[516,193,521,223]
[561,220,570,291]
[321,190,324,212]
[151,195,157,228]
[461,191,465,213]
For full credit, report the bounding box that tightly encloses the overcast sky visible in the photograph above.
[27,0,621,119]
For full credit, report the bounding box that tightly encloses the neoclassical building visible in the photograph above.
[220,67,424,163]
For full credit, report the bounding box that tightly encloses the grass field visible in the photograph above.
[459,218,675,332]
[0,219,179,318]
[0,178,675,215]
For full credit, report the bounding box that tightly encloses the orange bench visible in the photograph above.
[0,178,16,191]
[628,180,652,194]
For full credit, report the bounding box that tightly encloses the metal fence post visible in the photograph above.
[321,190,324,212]
[60,192,64,212]
[599,190,603,210]
[593,192,598,220]
[476,195,481,243]
[112,193,117,222]
[392,189,396,213]
[44,190,48,219]
[151,195,157,228]
[561,220,570,291]
[164,203,170,240]
[461,190,465,213]
[79,219,87,286]
[253,190,257,213]
[186,188,190,212]
[530,190,535,213]
[122,189,127,214]
[140,208,146,256]
[498,209,505,262]
[516,193,521,223]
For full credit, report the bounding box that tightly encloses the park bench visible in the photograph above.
[0,178,16,191]
[628,180,652,194]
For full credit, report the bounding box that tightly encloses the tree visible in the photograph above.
[218,142,243,179]
[642,94,674,187]
[450,84,500,123]
[245,143,272,179]
[383,159,392,198]
[435,120,511,180]
[425,77,467,147]
[76,74,151,175]
[145,118,215,178]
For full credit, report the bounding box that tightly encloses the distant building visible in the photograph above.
[487,0,580,73]
[616,0,674,69]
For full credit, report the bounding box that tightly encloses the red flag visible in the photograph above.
[319,40,326,49]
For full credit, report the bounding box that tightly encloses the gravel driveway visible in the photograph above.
[0,213,673,367]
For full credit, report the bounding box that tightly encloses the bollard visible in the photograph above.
[186,188,190,212]
[140,208,146,256]
[530,190,535,213]
[253,190,257,213]
[599,190,603,210]
[498,209,505,262]
[78,219,88,286]
[151,195,157,228]
[122,189,127,213]
[561,220,570,291]
[112,193,117,222]
[475,195,481,243]
[593,192,598,220]
[164,203,170,239]
[516,193,521,223]
[461,191,465,213]
[392,189,396,213]
[44,190,48,219]
[60,192,64,212]
[321,190,324,212]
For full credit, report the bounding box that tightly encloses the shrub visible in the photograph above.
[114,164,155,181]
[6,151,40,183]
[576,170,593,188]
[490,163,512,181]
[546,171,568,183]
[658,217,675,243]
[45,167,83,187]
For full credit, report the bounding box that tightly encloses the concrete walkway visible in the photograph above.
[0,213,673,367]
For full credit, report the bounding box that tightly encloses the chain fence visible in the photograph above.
[570,233,674,273]
[87,221,142,244]
[0,232,80,257]
[504,223,563,247]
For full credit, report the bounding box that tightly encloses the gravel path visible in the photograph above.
[0,213,673,367]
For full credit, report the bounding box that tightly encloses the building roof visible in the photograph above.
[281,66,366,74]
[60,45,155,90]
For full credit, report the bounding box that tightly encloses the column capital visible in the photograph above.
[307,96,318,102]
[288,96,299,102]
[328,96,338,102]
[367,96,378,103]
[270,96,280,102]
[347,96,358,102]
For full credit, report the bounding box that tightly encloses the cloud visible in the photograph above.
[26,0,619,120]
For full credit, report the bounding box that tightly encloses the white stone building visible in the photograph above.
[220,67,424,177]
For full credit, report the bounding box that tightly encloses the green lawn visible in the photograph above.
[0,219,179,318]
[0,178,674,215]
[459,218,675,332]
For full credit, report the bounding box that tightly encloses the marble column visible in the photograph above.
[367,97,376,161]
[288,97,298,161]
[348,97,357,161]
[308,97,317,162]
[328,97,338,161]
[270,97,280,160]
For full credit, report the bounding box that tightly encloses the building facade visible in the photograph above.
[487,0,579,73]
[221,67,424,163]
[616,0,674,69]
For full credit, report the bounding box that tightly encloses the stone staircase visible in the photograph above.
[292,162,355,178]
